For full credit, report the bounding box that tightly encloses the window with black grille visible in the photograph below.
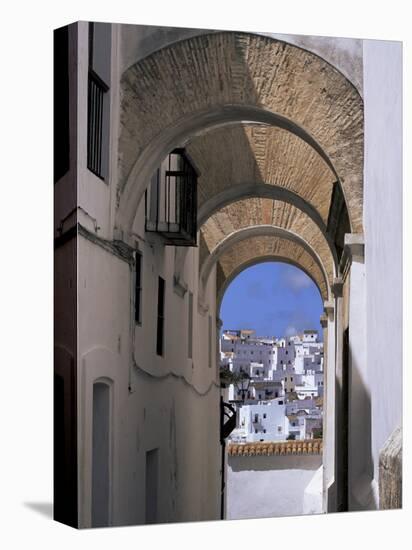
[87,22,111,180]
[145,149,198,246]
[327,181,351,262]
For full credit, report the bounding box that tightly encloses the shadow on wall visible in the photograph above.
[226,453,322,520]
[347,351,376,511]
[229,453,322,472]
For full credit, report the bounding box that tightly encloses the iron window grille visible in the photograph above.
[87,22,110,180]
[87,70,109,179]
[145,149,198,246]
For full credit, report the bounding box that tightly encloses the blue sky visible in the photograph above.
[220,261,323,340]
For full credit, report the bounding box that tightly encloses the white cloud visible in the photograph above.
[285,325,297,336]
[281,267,313,294]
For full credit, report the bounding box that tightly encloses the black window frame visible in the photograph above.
[87,22,110,181]
[156,277,165,356]
[188,291,193,359]
[134,251,142,325]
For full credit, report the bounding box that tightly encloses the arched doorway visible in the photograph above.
[218,261,326,519]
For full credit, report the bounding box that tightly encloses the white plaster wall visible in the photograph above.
[76,22,119,240]
[227,454,322,519]
[72,19,224,526]
[303,465,323,515]
[363,40,402,501]
[266,33,363,94]
[77,178,221,526]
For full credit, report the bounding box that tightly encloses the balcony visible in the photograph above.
[145,149,198,246]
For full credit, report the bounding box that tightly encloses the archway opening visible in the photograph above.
[219,261,325,520]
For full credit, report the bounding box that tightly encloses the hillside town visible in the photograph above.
[220,329,324,443]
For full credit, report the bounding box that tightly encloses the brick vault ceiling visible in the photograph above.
[119,31,364,296]
[119,31,363,233]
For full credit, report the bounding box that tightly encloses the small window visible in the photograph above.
[279,401,283,405]
[263,414,266,419]
[278,426,282,432]
[87,22,111,180]
[134,251,142,324]
[156,277,165,356]
[263,429,266,433]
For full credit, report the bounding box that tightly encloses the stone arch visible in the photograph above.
[190,124,337,226]
[198,182,329,232]
[199,197,335,286]
[216,255,326,316]
[212,234,329,310]
[200,225,331,302]
[118,32,363,235]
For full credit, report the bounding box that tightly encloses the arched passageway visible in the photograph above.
[219,261,326,519]
[57,22,405,532]
[115,29,363,524]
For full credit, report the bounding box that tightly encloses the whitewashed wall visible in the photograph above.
[75,22,222,527]
[358,39,403,509]
[227,454,322,519]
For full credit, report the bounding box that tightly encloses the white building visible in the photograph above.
[236,399,288,442]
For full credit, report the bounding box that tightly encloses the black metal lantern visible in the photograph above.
[235,373,250,402]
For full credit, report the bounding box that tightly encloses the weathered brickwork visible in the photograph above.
[187,124,335,223]
[199,197,334,287]
[215,235,328,301]
[379,427,402,509]
[119,32,363,232]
